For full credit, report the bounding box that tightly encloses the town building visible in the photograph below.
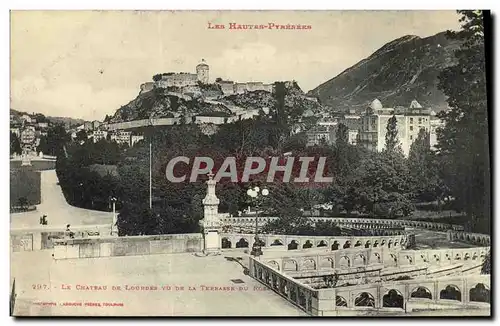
[358,99,435,156]
[109,130,132,145]
[37,122,49,129]
[306,124,336,146]
[83,121,93,131]
[430,111,445,150]
[92,130,108,143]
[92,120,101,130]
[20,114,31,124]
[130,135,144,146]
[20,127,36,145]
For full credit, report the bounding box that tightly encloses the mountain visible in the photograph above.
[10,109,85,128]
[307,32,463,112]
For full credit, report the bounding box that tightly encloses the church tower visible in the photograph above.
[200,172,221,254]
[196,59,209,84]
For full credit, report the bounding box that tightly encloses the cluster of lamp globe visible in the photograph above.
[246,186,269,198]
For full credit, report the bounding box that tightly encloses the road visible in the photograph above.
[10,169,112,230]
[11,251,306,316]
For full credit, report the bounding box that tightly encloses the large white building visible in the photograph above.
[358,99,441,156]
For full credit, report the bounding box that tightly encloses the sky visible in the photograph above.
[10,10,462,121]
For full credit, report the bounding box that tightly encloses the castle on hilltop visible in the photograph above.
[153,59,210,89]
[140,59,277,96]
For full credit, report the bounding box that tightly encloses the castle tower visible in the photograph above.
[200,172,221,254]
[196,59,209,84]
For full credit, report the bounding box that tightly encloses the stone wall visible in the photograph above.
[10,224,111,252]
[52,233,203,260]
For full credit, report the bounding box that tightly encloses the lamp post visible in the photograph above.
[247,186,269,257]
[110,196,117,236]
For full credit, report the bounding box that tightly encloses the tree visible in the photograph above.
[335,123,349,144]
[481,251,491,274]
[45,124,70,156]
[350,151,414,217]
[384,115,399,152]
[408,128,445,202]
[10,132,21,155]
[17,197,28,209]
[436,10,489,233]
[75,130,88,144]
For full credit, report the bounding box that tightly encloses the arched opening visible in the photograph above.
[288,240,298,250]
[338,256,350,268]
[353,254,366,266]
[331,241,339,251]
[354,240,362,247]
[343,241,351,249]
[469,283,490,303]
[221,238,232,249]
[383,290,404,308]
[371,252,381,264]
[365,241,371,248]
[320,258,334,269]
[235,238,249,248]
[388,240,393,248]
[317,240,327,247]
[373,241,379,248]
[440,285,461,301]
[336,296,347,307]
[464,253,471,261]
[270,239,283,246]
[267,260,280,271]
[411,287,432,299]
[303,259,316,270]
[380,240,386,247]
[283,260,298,272]
[354,292,375,307]
[302,240,313,249]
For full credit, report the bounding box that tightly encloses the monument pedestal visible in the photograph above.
[202,229,221,255]
[199,172,222,256]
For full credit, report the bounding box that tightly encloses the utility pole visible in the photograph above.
[149,118,153,210]
[149,139,152,209]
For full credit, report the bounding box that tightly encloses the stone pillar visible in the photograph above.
[200,173,222,255]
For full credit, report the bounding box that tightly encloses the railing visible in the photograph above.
[222,216,465,232]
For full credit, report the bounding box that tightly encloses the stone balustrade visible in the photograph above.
[260,246,490,273]
[220,233,411,251]
[447,231,491,246]
[222,216,465,232]
[250,256,490,316]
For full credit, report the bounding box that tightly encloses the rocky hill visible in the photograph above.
[107,87,232,123]
[307,32,463,112]
[108,81,326,123]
